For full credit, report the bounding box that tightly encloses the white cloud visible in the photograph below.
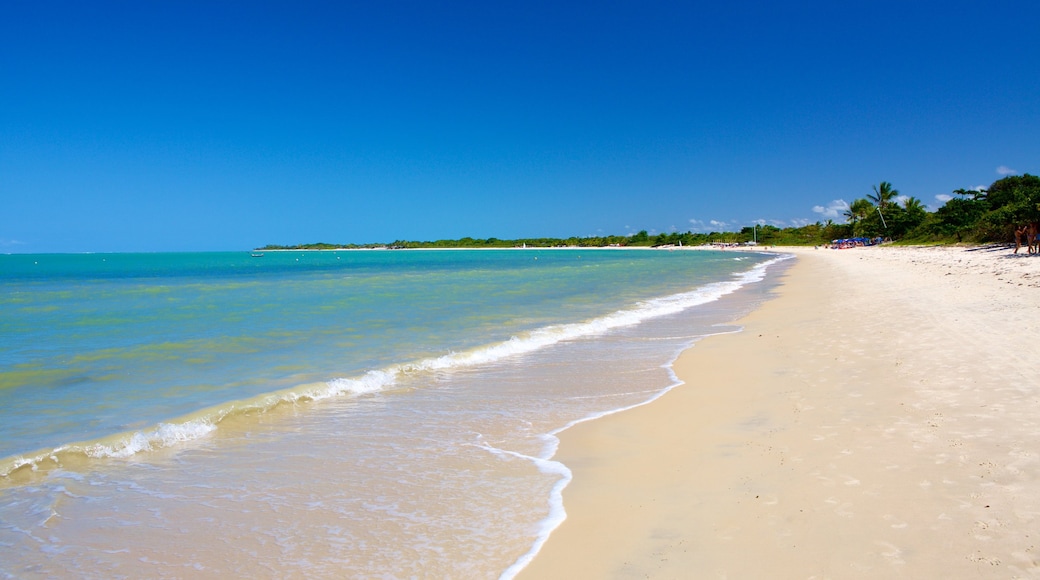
[788,218,812,228]
[0,238,27,247]
[997,165,1018,176]
[812,199,850,220]
[688,219,734,232]
[934,194,953,204]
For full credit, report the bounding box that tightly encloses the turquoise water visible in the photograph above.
[0,248,789,577]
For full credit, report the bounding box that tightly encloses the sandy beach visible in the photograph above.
[520,245,1040,578]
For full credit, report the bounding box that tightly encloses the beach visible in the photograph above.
[520,245,1040,578]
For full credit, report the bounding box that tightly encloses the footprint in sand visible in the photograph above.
[882,514,908,529]
[714,525,741,541]
[875,541,906,564]
[833,502,855,518]
[967,553,1001,566]
[814,473,835,486]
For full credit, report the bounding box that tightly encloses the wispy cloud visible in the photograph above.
[934,194,953,204]
[997,165,1018,176]
[812,199,850,220]
[0,238,27,248]
[688,218,733,232]
[750,218,791,228]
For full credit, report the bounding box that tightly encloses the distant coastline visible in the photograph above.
[255,245,643,252]
[256,229,759,252]
[257,174,1040,252]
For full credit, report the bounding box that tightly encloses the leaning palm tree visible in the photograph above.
[868,181,899,209]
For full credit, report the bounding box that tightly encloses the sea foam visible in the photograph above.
[318,253,788,399]
[82,420,218,459]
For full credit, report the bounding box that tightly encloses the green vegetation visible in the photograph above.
[850,174,1040,244]
[259,174,1039,250]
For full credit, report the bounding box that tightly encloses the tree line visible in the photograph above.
[833,174,1040,244]
[260,174,1039,250]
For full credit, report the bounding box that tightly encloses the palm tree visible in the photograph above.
[842,206,855,225]
[844,198,875,234]
[869,181,899,209]
[902,196,925,214]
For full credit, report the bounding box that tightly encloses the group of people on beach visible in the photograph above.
[1013,223,1040,254]
[827,237,884,250]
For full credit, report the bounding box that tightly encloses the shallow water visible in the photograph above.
[0,248,789,577]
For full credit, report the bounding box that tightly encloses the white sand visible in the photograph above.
[519,245,1040,578]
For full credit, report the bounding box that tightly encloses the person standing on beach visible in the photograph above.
[1014,224,1027,254]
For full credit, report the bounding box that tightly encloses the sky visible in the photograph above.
[2,1,1038,252]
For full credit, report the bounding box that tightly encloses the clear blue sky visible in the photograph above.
[2,1,1038,252]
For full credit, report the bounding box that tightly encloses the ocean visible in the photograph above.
[0,248,789,578]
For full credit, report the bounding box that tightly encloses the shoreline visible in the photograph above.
[1,250,780,487]
[518,245,1040,578]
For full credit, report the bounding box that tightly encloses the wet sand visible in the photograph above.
[519,245,1040,578]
